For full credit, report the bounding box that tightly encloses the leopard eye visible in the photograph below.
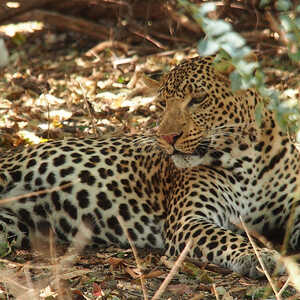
[188,94,209,107]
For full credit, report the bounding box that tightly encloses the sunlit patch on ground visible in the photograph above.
[0,21,43,36]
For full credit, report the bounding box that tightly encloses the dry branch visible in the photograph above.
[128,23,167,50]
[0,0,63,24]
[265,11,289,47]
[86,40,129,56]
[165,3,203,34]
[17,9,109,40]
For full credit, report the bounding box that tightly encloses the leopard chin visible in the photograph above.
[171,153,203,168]
[171,142,210,168]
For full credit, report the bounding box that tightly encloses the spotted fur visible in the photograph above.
[0,56,299,278]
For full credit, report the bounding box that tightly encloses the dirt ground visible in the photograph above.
[0,22,300,300]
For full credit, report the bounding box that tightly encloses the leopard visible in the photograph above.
[0,56,299,279]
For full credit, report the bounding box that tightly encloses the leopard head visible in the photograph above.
[156,56,260,168]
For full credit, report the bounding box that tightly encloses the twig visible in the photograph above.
[185,257,231,275]
[212,284,220,300]
[150,30,192,43]
[0,182,74,204]
[49,231,62,300]
[0,0,63,23]
[278,277,290,297]
[148,47,192,58]
[0,258,50,269]
[128,25,167,50]
[151,239,192,300]
[0,274,33,299]
[117,216,148,300]
[165,3,202,34]
[112,56,138,67]
[86,40,129,57]
[23,264,39,300]
[77,79,99,138]
[283,256,300,293]
[265,11,289,47]
[16,9,108,40]
[239,216,281,300]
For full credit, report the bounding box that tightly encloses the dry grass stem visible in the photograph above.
[48,231,63,300]
[0,259,52,269]
[117,215,148,300]
[278,276,291,297]
[0,268,37,300]
[283,257,300,293]
[239,216,282,300]
[0,182,74,204]
[212,283,220,300]
[22,265,39,300]
[77,78,99,138]
[151,239,192,300]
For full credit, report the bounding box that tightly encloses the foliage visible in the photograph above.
[178,0,300,139]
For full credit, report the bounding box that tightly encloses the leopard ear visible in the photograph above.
[139,73,167,112]
[141,74,161,91]
[127,72,162,99]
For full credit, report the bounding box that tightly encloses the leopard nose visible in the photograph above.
[161,134,178,145]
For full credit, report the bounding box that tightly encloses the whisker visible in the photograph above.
[204,132,249,139]
[209,122,256,131]
[205,127,258,140]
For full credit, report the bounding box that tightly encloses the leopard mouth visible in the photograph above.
[157,132,182,155]
[158,134,211,158]
[173,139,211,157]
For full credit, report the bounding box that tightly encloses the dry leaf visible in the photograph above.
[93,282,104,298]
[167,284,192,295]
[143,269,164,279]
[125,267,141,279]
[160,256,175,269]
[59,269,91,280]
[107,257,126,267]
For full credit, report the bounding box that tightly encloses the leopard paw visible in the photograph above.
[232,249,285,278]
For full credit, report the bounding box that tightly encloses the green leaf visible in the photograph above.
[221,44,236,57]
[217,32,246,49]
[117,76,125,83]
[255,102,264,127]
[235,60,258,76]
[288,49,300,62]
[259,0,271,8]
[204,19,232,37]
[12,32,26,46]
[222,46,251,59]
[280,15,293,31]
[199,2,216,16]
[254,69,265,87]
[295,17,300,29]
[197,39,219,56]
[229,71,243,91]
[243,76,257,89]
[264,88,279,102]
[276,0,292,11]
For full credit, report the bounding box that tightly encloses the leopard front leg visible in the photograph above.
[286,203,300,250]
[163,217,284,278]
